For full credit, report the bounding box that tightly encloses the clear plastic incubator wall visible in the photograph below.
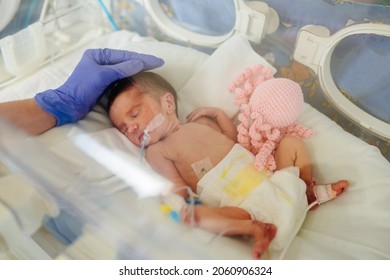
[0,0,390,260]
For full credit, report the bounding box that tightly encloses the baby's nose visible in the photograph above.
[130,124,139,132]
[128,123,139,133]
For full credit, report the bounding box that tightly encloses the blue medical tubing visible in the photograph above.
[97,0,119,31]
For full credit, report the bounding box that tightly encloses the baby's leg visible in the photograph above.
[274,136,312,182]
[274,136,349,208]
[274,136,316,202]
[185,205,276,259]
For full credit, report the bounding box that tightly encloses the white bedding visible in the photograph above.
[1,30,390,259]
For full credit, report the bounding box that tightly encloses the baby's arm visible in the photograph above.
[186,107,237,142]
[145,144,189,197]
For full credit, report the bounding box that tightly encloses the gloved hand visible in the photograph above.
[35,48,164,126]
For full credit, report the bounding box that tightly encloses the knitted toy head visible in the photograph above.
[229,65,313,172]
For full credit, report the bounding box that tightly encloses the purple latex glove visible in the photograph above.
[35,48,164,126]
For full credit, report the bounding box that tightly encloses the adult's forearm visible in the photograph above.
[0,99,56,135]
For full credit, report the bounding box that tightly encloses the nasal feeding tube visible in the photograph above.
[140,113,165,162]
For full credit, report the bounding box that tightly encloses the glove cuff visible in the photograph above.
[34,89,85,126]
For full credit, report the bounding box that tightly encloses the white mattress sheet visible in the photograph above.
[1,30,390,259]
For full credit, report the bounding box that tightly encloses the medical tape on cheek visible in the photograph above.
[140,113,165,162]
[144,113,165,135]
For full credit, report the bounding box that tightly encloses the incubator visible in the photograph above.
[1,0,390,260]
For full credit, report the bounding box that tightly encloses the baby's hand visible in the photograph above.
[186,107,224,122]
[187,107,237,141]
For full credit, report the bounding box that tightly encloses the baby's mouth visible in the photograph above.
[139,133,145,144]
[139,131,152,147]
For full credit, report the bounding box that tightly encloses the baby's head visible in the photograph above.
[101,72,178,147]
[102,71,178,115]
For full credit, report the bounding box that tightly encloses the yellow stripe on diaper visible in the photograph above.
[220,153,247,179]
[221,164,268,202]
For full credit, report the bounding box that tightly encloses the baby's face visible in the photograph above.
[108,85,162,147]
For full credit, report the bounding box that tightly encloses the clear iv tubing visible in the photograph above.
[140,133,149,162]
[277,200,319,260]
[162,185,197,227]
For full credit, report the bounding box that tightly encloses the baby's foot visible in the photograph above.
[251,221,277,259]
[329,180,349,195]
[309,180,349,210]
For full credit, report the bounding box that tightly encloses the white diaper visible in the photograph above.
[197,144,308,250]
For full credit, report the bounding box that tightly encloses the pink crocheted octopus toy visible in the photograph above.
[229,64,313,172]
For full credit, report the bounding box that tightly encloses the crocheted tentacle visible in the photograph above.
[265,154,277,172]
[236,104,252,150]
[252,65,274,87]
[229,65,273,91]
[248,112,281,172]
[237,123,251,150]
[233,87,250,107]
[229,69,253,107]
[264,127,282,142]
[229,64,274,107]
[284,123,314,138]
[253,140,276,171]
[248,113,267,154]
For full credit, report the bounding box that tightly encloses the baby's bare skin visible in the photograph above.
[146,121,235,193]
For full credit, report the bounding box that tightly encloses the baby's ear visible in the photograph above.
[161,92,176,114]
